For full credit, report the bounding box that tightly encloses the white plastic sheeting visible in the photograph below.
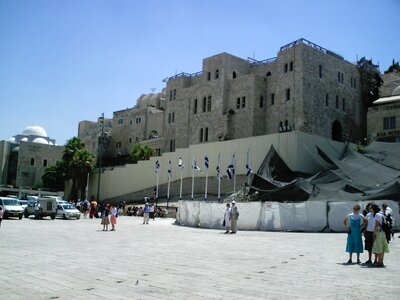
[176,200,399,232]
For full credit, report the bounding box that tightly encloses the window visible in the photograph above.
[118,118,124,125]
[284,63,288,73]
[173,89,176,100]
[232,71,237,79]
[202,97,207,113]
[136,117,142,124]
[116,141,122,149]
[242,97,246,108]
[205,127,209,142]
[236,98,241,109]
[259,96,264,108]
[130,120,133,125]
[30,158,35,166]
[168,113,171,124]
[169,90,173,101]
[341,73,344,83]
[286,89,290,101]
[172,112,175,123]
[194,99,198,114]
[129,138,132,143]
[290,61,293,71]
[136,137,139,142]
[338,72,341,82]
[199,128,204,142]
[383,117,396,130]
[43,159,47,167]
[354,78,356,89]
[207,72,211,81]
[319,65,322,78]
[271,93,275,105]
[336,95,339,109]
[342,98,345,111]
[215,69,219,79]
[266,71,271,77]
[325,93,329,106]
[207,96,212,112]
[169,139,175,152]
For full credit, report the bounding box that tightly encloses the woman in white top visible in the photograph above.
[364,204,376,264]
[371,204,389,267]
[223,203,231,234]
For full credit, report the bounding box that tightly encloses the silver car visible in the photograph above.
[56,204,81,219]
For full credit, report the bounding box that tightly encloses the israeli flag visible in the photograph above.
[246,149,252,176]
[204,155,209,169]
[178,157,185,169]
[168,160,172,179]
[216,154,222,181]
[226,153,235,179]
[155,160,160,173]
[192,159,203,173]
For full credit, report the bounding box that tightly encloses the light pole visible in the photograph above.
[96,113,105,203]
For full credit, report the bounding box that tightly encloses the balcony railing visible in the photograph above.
[279,38,343,60]
[368,103,400,112]
[165,71,203,82]
[247,57,277,67]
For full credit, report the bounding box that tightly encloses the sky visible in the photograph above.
[0,0,399,145]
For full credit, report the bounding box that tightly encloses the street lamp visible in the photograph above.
[96,113,105,203]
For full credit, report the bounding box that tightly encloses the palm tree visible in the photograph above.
[71,149,96,200]
[42,160,67,191]
[129,143,155,163]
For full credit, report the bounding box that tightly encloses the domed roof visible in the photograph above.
[8,137,16,143]
[12,146,20,152]
[20,137,28,142]
[22,125,48,137]
[32,137,49,144]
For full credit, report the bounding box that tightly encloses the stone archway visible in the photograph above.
[332,120,343,141]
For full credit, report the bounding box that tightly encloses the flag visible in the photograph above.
[204,155,209,169]
[246,149,252,176]
[168,160,172,179]
[216,153,222,181]
[226,153,235,179]
[155,160,160,173]
[192,157,203,173]
[178,157,185,169]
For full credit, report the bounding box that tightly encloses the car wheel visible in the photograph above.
[77,216,80,219]
[24,212,29,218]
[19,214,23,220]
[63,214,67,219]
[51,214,55,220]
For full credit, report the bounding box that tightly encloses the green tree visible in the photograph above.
[42,160,67,191]
[129,143,155,163]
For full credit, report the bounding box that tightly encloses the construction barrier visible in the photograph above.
[176,200,399,232]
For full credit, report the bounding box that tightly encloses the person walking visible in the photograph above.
[149,203,155,221]
[101,204,110,231]
[343,204,365,264]
[230,201,239,234]
[143,203,150,224]
[110,204,117,231]
[371,204,389,267]
[0,207,3,228]
[223,203,231,234]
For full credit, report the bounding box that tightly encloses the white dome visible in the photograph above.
[8,137,16,143]
[21,137,28,142]
[22,125,48,137]
[12,146,20,152]
[32,137,49,144]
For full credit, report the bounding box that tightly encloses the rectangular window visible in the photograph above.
[136,117,141,124]
[342,98,345,111]
[129,138,132,143]
[205,127,209,142]
[130,120,133,125]
[172,112,175,123]
[284,63,288,73]
[271,93,275,105]
[136,137,139,142]
[207,96,211,112]
[338,72,341,82]
[194,99,198,114]
[259,96,264,108]
[384,117,390,130]
[202,97,207,112]
[286,89,290,101]
[199,128,204,142]
[207,72,211,81]
[325,93,329,106]
[319,65,322,78]
[173,89,176,100]
[43,159,48,167]
[385,117,397,130]
[168,113,171,124]
[390,116,396,129]
[118,118,123,125]
[169,90,173,101]
[341,73,344,83]
[242,96,246,108]
[354,78,356,89]
[236,97,241,109]
[336,95,339,109]
[215,70,219,79]
[290,61,293,71]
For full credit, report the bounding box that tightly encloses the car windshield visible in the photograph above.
[3,199,20,206]
[19,200,28,205]
[62,204,76,210]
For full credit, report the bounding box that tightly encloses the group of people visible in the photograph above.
[100,203,119,231]
[127,205,167,218]
[223,201,239,234]
[344,203,393,267]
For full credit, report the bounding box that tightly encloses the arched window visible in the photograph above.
[266,71,271,77]
[232,71,237,79]
[43,159,48,167]
[215,69,219,79]
[30,158,35,166]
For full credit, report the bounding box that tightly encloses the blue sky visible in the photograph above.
[0,0,399,145]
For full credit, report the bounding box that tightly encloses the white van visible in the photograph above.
[0,197,24,219]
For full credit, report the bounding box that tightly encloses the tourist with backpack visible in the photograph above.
[381,204,393,243]
[371,204,389,267]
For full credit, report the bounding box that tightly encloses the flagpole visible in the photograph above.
[191,156,195,200]
[156,170,159,207]
[205,169,208,201]
[233,155,236,193]
[167,175,170,209]
[180,168,183,200]
[217,154,221,203]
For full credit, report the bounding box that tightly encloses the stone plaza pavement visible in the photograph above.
[0,216,399,300]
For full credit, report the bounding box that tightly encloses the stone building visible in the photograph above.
[0,126,64,187]
[163,38,364,152]
[367,70,400,142]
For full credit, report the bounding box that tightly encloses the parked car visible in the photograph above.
[24,198,57,219]
[18,200,29,210]
[56,204,81,219]
[0,197,24,219]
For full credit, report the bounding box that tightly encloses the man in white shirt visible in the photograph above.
[230,201,239,234]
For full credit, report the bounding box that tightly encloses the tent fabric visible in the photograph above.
[361,142,400,170]
[177,200,399,232]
